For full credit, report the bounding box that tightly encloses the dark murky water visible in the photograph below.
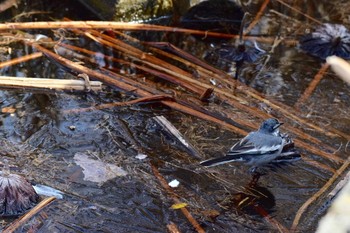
[0,0,349,232]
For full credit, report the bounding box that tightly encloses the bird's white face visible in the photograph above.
[272,128,280,136]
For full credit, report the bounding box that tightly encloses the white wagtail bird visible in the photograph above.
[200,118,299,172]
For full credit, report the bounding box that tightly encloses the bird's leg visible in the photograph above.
[249,172,261,186]
[249,166,258,173]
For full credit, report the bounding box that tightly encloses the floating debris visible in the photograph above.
[0,163,39,216]
[171,202,187,209]
[135,153,148,160]
[74,152,128,185]
[299,23,350,60]
[168,179,180,188]
[33,184,64,199]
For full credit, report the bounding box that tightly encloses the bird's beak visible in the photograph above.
[274,122,283,129]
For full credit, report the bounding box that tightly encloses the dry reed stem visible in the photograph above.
[0,19,288,44]
[150,163,205,233]
[82,32,208,96]
[56,43,166,95]
[63,95,175,114]
[294,138,343,163]
[295,63,329,109]
[0,52,42,68]
[291,157,350,231]
[303,159,336,174]
[0,76,102,91]
[142,41,222,75]
[275,0,322,25]
[3,196,56,233]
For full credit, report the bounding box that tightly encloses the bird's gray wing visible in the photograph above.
[227,132,282,155]
[200,132,283,167]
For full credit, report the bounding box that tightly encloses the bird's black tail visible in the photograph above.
[200,154,243,167]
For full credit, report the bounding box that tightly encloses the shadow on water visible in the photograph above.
[0,0,349,232]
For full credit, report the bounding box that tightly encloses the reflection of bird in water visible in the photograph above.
[0,160,39,216]
[299,23,350,60]
[217,173,275,218]
[200,118,300,173]
[228,183,276,217]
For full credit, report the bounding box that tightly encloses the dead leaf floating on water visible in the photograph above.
[74,152,127,185]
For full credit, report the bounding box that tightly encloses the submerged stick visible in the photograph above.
[0,52,42,68]
[295,63,329,108]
